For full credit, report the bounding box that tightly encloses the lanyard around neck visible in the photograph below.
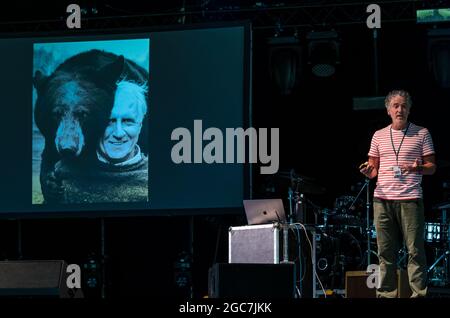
[390,122,410,165]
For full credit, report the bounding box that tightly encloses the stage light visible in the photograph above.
[307,31,340,78]
[427,29,450,88]
[417,8,450,24]
[267,36,302,95]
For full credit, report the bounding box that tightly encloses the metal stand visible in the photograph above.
[427,205,450,285]
[397,245,408,269]
[286,173,323,297]
[287,177,305,295]
[349,177,376,266]
[288,185,305,224]
[288,187,294,224]
[428,251,450,277]
[282,224,289,263]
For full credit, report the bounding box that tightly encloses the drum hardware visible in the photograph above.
[311,190,371,290]
[317,257,329,271]
[287,169,324,224]
[347,177,376,266]
[315,228,364,290]
[427,202,450,286]
[428,265,448,287]
[428,250,450,286]
[287,169,306,224]
[397,246,408,269]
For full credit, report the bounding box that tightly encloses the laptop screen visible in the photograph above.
[243,199,286,225]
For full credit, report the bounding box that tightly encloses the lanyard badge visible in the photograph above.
[393,166,402,178]
[390,123,410,179]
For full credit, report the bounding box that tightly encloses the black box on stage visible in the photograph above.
[227,223,317,298]
[0,260,83,298]
[345,269,411,298]
[208,263,296,298]
[345,271,376,298]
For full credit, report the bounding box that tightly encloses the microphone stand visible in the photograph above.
[292,176,305,224]
[288,171,319,297]
[288,187,294,224]
[283,186,296,263]
[286,183,300,296]
[287,175,307,297]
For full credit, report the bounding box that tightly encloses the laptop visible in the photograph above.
[243,199,287,225]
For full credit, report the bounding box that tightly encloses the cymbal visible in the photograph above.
[297,182,326,195]
[275,169,316,182]
[268,169,326,194]
[433,202,450,210]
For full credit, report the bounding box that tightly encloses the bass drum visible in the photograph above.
[315,229,364,290]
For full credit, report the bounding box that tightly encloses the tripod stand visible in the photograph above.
[349,178,377,266]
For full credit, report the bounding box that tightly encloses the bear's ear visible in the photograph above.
[95,55,125,88]
[33,70,49,92]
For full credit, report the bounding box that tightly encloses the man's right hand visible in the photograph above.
[359,161,374,178]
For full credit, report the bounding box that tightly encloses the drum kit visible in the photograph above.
[275,169,450,290]
[312,194,381,290]
[278,170,377,290]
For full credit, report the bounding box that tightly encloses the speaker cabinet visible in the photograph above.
[345,271,376,298]
[0,260,82,298]
[208,263,296,298]
[345,269,411,298]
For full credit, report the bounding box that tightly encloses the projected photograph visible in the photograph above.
[32,39,150,204]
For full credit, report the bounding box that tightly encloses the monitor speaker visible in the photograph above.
[0,260,83,298]
[345,269,411,298]
[208,263,296,298]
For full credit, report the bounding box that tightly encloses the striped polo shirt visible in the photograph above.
[368,122,435,200]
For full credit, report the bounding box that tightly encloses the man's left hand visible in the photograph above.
[401,158,421,174]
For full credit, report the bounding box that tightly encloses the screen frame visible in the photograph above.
[0,21,252,219]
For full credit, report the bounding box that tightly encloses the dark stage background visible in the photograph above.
[0,0,450,299]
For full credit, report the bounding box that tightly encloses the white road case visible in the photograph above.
[228,223,280,264]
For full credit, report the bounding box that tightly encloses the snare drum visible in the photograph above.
[424,222,448,243]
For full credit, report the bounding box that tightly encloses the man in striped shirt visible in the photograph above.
[360,90,436,298]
